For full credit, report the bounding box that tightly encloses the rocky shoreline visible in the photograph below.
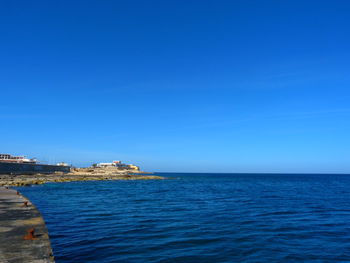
[0,168,164,187]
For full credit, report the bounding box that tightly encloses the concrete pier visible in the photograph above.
[0,187,54,263]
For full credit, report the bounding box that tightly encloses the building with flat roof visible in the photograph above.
[0,154,36,163]
[95,160,140,171]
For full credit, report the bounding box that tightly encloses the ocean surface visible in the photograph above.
[17,173,350,262]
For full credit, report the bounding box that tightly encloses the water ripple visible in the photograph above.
[17,173,350,263]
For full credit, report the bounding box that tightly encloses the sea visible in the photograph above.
[17,173,350,262]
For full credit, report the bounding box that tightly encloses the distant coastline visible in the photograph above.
[0,169,164,187]
[0,155,164,186]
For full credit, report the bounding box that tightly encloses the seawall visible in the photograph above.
[0,162,70,175]
[0,187,55,263]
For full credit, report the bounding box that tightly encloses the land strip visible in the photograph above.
[0,168,164,187]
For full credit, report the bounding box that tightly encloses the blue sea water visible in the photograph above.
[17,173,350,262]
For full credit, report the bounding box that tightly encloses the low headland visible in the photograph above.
[0,166,164,187]
[0,156,164,186]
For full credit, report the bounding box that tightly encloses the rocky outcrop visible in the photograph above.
[0,168,164,187]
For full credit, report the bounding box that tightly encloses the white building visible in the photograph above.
[95,160,132,169]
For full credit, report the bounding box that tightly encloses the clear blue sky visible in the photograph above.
[1,0,350,173]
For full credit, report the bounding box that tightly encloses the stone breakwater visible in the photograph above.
[0,168,164,187]
[0,187,54,263]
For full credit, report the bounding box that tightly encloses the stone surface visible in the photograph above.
[0,187,54,263]
[0,169,164,187]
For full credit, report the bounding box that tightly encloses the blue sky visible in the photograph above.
[1,1,350,173]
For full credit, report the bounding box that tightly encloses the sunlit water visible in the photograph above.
[17,173,350,262]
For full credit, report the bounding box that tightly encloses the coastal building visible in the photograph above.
[96,161,123,168]
[95,161,140,171]
[96,162,115,168]
[0,153,70,174]
[57,162,69,166]
[0,154,37,163]
[127,164,140,171]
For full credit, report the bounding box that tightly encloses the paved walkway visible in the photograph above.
[0,187,54,263]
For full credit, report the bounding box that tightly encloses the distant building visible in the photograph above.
[96,162,115,168]
[95,160,140,170]
[127,164,140,171]
[96,161,127,168]
[0,154,37,164]
[57,162,69,166]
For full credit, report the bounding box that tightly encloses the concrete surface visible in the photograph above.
[0,187,54,263]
